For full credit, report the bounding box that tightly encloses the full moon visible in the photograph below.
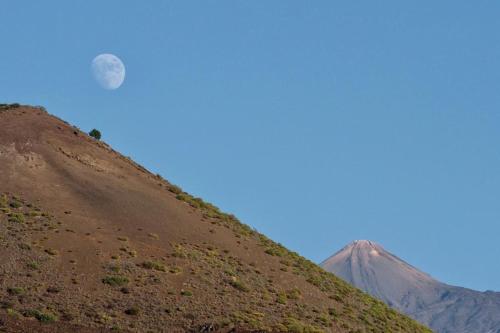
[91,54,126,90]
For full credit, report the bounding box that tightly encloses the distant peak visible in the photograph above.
[320,240,388,264]
[322,240,438,286]
[352,240,378,246]
[347,240,382,251]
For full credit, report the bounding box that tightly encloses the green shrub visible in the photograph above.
[89,129,101,140]
[264,246,287,257]
[9,199,22,208]
[27,262,40,270]
[277,292,287,305]
[109,265,120,273]
[102,276,129,287]
[29,210,42,217]
[180,290,192,296]
[141,261,166,272]
[169,266,182,274]
[23,309,57,323]
[7,287,25,296]
[282,317,324,333]
[167,184,182,195]
[229,279,249,292]
[18,243,31,250]
[0,194,8,207]
[8,213,24,223]
[287,288,302,300]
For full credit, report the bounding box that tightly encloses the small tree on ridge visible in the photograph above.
[89,129,101,140]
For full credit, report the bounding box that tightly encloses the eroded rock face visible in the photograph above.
[322,240,500,333]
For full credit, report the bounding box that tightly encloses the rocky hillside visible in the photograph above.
[0,104,431,333]
[321,240,500,333]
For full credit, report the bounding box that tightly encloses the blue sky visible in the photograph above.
[1,1,500,291]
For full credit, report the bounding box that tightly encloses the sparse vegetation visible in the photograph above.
[180,290,193,297]
[287,288,302,300]
[102,276,129,287]
[231,310,267,330]
[7,287,25,296]
[0,103,21,112]
[168,183,255,237]
[8,213,25,223]
[0,194,8,207]
[119,246,137,257]
[109,265,120,273]
[277,291,287,305]
[23,309,58,323]
[169,266,182,274]
[9,199,22,208]
[6,308,20,318]
[229,278,249,292]
[141,261,166,272]
[27,261,40,270]
[282,316,324,333]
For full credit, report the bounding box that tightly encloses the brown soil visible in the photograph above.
[0,105,431,333]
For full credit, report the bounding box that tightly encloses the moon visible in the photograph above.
[91,54,126,90]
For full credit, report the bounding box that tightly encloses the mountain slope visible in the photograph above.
[0,104,431,333]
[321,240,500,333]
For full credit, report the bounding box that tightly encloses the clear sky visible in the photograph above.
[1,1,500,291]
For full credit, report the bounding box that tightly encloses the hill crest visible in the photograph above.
[0,105,431,333]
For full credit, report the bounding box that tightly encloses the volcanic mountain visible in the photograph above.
[321,240,500,333]
[0,105,431,333]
